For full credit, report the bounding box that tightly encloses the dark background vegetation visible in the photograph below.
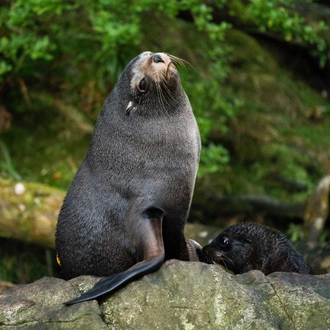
[1,0,330,283]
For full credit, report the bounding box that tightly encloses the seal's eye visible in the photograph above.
[138,77,147,92]
[218,235,230,249]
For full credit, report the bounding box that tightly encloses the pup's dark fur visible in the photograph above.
[202,223,312,275]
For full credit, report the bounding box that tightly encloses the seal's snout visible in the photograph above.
[153,54,164,63]
[201,245,217,264]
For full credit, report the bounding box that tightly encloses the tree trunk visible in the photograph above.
[304,175,330,242]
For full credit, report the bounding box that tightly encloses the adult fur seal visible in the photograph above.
[55,52,201,305]
[202,223,312,275]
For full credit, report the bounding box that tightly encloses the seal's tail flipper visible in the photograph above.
[65,211,165,305]
[64,255,164,305]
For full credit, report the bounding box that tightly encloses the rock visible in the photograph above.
[102,261,330,329]
[0,282,14,294]
[0,276,106,330]
[0,261,330,329]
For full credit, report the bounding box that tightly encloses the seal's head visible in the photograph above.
[202,224,254,273]
[114,52,185,117]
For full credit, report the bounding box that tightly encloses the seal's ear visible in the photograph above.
[126,101,136,115]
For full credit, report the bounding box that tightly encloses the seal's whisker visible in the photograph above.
[156,83,168,115]
[220,258,230,271]
[168,54,198,73]
[168,54,187,67]
[160,74,176,102]
[160,79,175,103]
[161,87,175,107]
[217,255,234,271]
[163,86,173,114]
[223,255,235,266]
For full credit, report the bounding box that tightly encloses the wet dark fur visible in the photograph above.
[55,52,201,303]
[202,223,312,275]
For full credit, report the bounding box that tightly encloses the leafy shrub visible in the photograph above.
[0,0,329,182]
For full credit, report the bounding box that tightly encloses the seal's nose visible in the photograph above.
[153,54,164,63]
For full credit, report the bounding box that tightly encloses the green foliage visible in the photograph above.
[0,1,230,83]
[1,0,328,79]
[264,144,314,184]
[0,0,329,191]
[198,143,230,177]
[319,230,330,244]
[229,0,328,49]
[3,0,326,85]
[0,140,21,180]
[286,223,305,243]
[0,1,64,81]
[235,0,329,67]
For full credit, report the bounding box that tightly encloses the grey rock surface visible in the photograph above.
[1,260,330,329]
[0,276,105,330]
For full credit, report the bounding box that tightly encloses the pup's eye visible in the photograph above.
[219,235,229,248]
[138,77,147,92]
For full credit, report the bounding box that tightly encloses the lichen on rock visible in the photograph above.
[1,261,329,329]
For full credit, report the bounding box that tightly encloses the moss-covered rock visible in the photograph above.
[1,261,330,329]
[0,179,64,248]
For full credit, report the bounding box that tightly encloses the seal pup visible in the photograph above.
[202,222,312,275]
[55,52,201,305]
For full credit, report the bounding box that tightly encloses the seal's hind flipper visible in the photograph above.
[65,273,120,305]
[65,255,163,305]
[65,212,165,305]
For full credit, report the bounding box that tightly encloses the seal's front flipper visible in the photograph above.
[65,211,165,305]
[178,237,203,262]
[187,238,203,261]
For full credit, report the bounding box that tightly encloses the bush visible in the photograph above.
[0,0,329,183]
